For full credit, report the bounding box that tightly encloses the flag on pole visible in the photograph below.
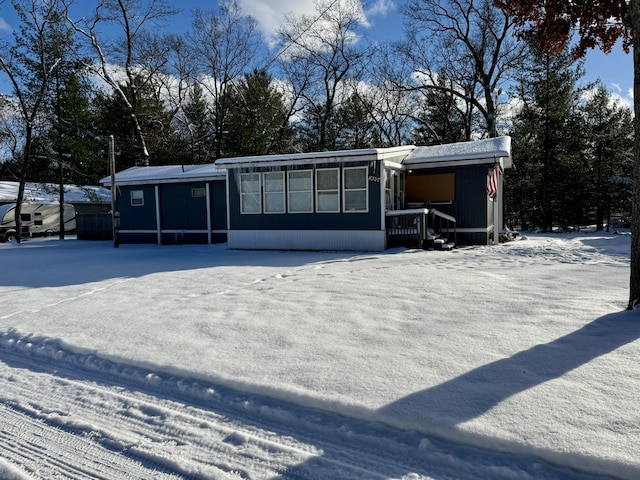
[487,164,499,199]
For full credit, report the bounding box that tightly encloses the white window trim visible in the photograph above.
[287,169,314,213]
[263,171,286,214]
[131,190,144,207]
[315,168,340,213]
[239,172,262,214]
[343,166,369,213]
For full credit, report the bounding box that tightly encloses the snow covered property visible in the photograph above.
[0,231,638,479]
[102,137,512,249]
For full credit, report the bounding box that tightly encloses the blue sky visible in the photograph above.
[0,0,634,108]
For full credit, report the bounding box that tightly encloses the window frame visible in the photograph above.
[287,169,314,213]
[315,168,341,213]
[239,172,262,214]
[342,166,369,213]
[263,171,286,214]
[191,187,206,198]
[130,190,144,207]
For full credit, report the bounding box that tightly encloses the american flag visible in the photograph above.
[487,165,499,199]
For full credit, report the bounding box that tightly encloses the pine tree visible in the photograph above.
[221,69,293,157]
[582,85,634,231]
[507,41,586,231]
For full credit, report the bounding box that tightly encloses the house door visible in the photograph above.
[385,168,405,211]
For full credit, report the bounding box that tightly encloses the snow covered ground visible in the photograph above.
[0,232,637,479]
[0,181,110,203]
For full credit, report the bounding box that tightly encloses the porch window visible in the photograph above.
[240,173,261,214]
[191,187,206,198]
[263,171,285,213]
[343,167,368,212]
[131,190,144,206]
[288,170,313,213]
[316,168,340,212]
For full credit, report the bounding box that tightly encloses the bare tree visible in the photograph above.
[0,0,66,242]
[189,0,263,159]
[277,0,372,151]
[64,0,177,166]
[401,0,525,138]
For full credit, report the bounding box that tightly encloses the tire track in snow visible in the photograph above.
[0,334,618,480]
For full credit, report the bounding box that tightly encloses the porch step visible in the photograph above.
[425,236,455,251]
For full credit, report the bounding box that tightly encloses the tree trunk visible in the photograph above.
[627,0,640,309]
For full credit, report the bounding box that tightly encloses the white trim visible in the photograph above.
[206,183,212,244]
[216,145,415,170]
[154,185,161,245]
[119,229,227,234]
[342,166,369,213]
[239,172,262,214]
[226,170,231,231]
[315,168,340,213]
[228,230,386,251]
[130,190,144,206]
[263,171,286,214]
[287,169,314,213]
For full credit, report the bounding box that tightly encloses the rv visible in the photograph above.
[0,203,76,242]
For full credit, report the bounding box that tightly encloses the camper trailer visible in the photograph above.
[0,203,76,242]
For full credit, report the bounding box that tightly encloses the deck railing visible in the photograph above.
[385,208,457,249]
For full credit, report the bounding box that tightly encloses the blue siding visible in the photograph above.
[211,180,227,230]
[408,164,491,228]
[160,183,207,230]
[117,185,157,230]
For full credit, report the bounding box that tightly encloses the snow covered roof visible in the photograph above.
[0,181,111,204]
[404,136,512,169]
[215,146,416,169]
[99,139,512,187]
[101,164,226,187]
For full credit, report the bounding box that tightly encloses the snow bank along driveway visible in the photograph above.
[0,233,637,479]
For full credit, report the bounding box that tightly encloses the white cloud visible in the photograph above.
[365,0,395,16]
[0,17,11,33]
[238,0,389,44]
[238,0,316,42]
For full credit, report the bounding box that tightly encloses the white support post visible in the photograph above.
[155,185,161,245]
[206,183,212,245]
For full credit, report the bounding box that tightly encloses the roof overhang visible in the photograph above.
[215,146,416,170]
[402,137,512,171]
[101,165,226,187]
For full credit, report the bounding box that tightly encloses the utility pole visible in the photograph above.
[109,135,119,248]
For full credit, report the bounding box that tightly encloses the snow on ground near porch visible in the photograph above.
[0,232,638,479]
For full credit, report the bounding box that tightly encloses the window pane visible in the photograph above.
[344,168,366,189]
[289,171,312,191]
[241,174,260,193]
[317,169,338,189]
[131,190,144,206]
[264,172,284,192]
[289,192,312,212]
[242,194,261,213]
[345,191,367,211]
[265,193,285,213]
[240,173,261,213]
[317,192,339,212]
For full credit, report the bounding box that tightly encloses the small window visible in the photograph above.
[192,187,206,198]
[288,170,313,213]
[34,212,43,226]
[263,171,285,213]
[316,168,340,213]
[21,213,31,222]
[239,173,261,214]
[343,167,368,212]
[131,190,144,206]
